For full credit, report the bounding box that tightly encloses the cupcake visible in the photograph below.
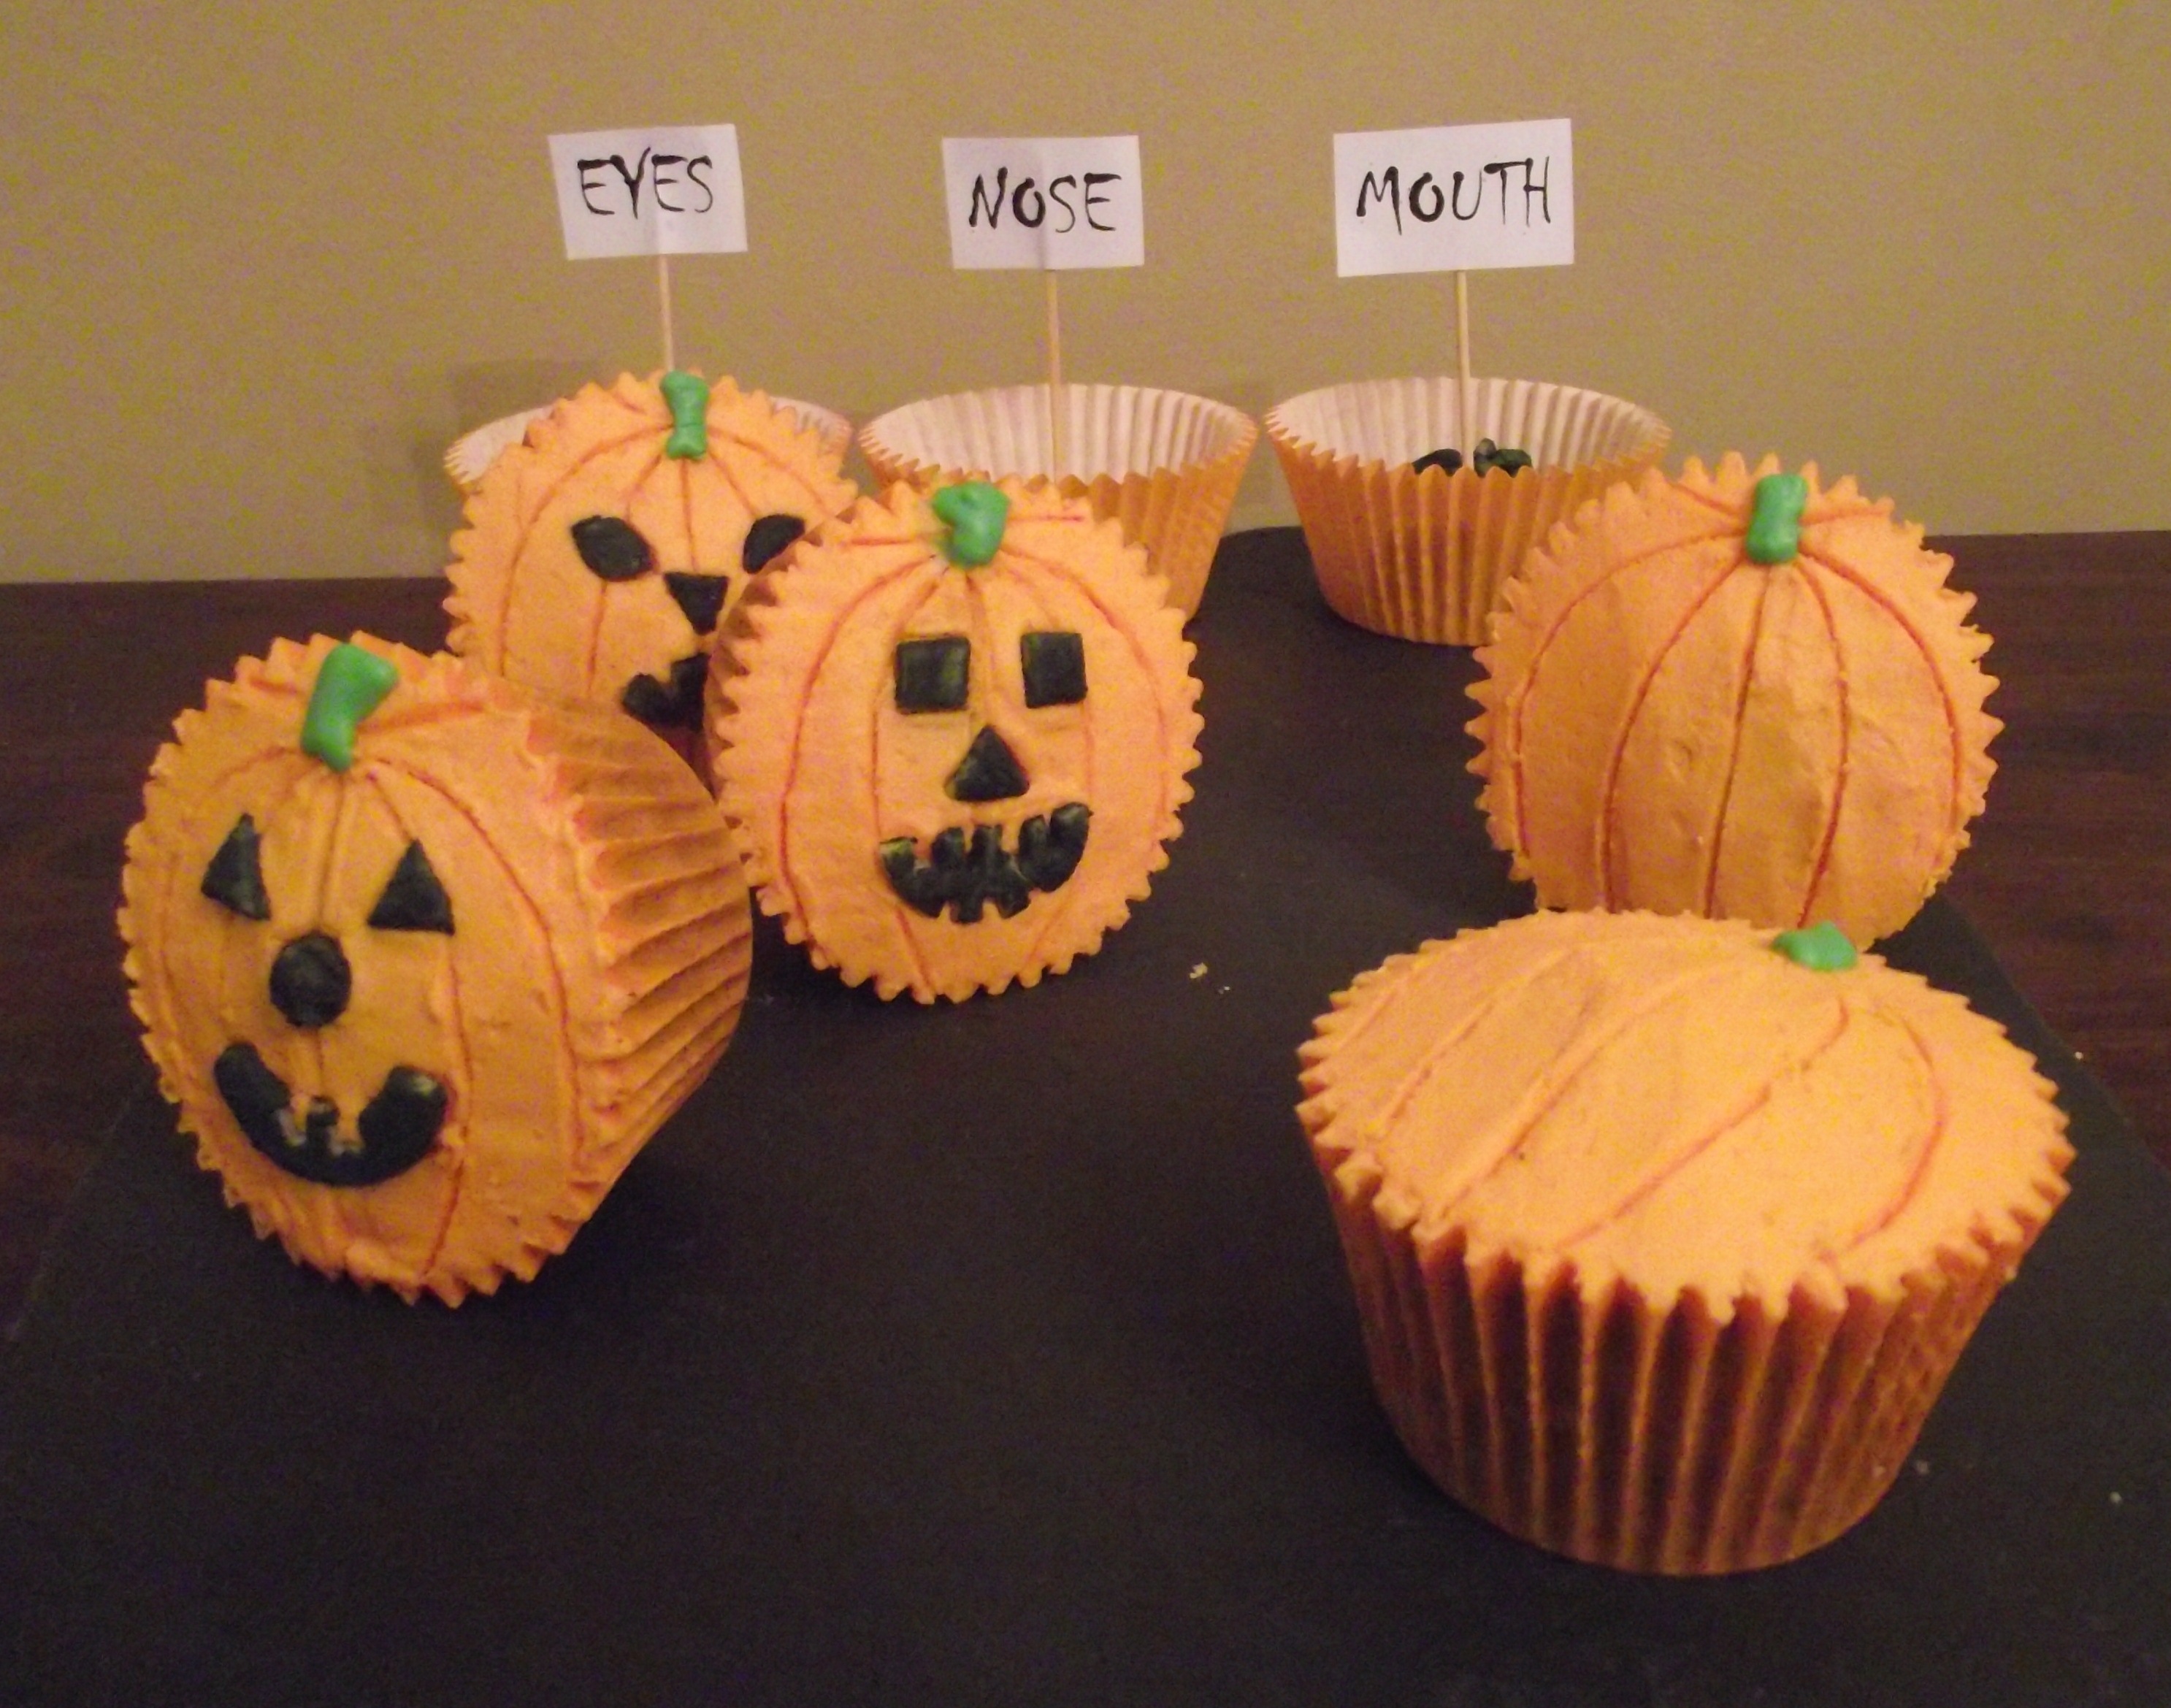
[709,478,1201,1003]
[1296,909,2072,1574]
[1469,455,1998,946]
[859,380,1257,621]
[445,371,858,751]
[120,634,753,1303]
[1266,375,1668,644]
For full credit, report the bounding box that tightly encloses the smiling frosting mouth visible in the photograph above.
[621,653,709,729]
[213,1043,447,1187]
[878,805,1090,923]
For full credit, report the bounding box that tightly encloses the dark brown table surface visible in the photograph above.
[1,526,2167,1336]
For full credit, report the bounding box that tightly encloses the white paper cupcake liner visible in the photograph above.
[1266,377,1668,645]
[446,394,851,493]
[859,382,1257,621]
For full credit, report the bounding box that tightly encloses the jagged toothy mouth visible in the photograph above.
[621,653,708,730]
[878,805,1090,923]
[213,1043,447,1187]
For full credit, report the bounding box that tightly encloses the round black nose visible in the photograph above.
[269,932,351,1029]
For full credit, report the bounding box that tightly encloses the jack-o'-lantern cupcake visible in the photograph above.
[709,478,1201,1003]
[121,634,752,1303]
[445,370,857,748]
[1298,909,2072,1574]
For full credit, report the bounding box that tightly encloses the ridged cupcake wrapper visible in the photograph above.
[859,382,1258,620]
[446,394,852,493]
[1326,1168,2032,1574]
[1266,378,1668,646]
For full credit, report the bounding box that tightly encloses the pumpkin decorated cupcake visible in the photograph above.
[1298,909,2072,1574]
[120,634,752,1304]
[859,382,1257,621]
[445,370,858,744]
[1266,375,1668,644]
[709,478,1202,1003]
[1469,454,1998,945]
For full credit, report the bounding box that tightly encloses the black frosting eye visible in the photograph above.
[570,516,655,581]
[367,841,454,934]
[1020,631,1086,708]
[742,513,806,572]
[202,813,270,920]
[895,636,970,713]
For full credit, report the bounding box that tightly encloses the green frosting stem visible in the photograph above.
[1772,921,1858,971]
[659,369,710,459]
[932,480,1010,567]
[1745,472,1810,564]
[301,643,399,772]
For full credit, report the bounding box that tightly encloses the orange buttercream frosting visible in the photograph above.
[120,634,752,1303]
[1301,910,2069,1313]
[710,480,1201,1003]
[1469,454,1999,944]
[445,371,857,738]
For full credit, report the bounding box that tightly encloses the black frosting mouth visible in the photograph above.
[878,804,1090,923]
[621,653,708,729]
[213,1043,446,1187]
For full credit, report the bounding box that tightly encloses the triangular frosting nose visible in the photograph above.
[946,725,1029,802]
[663,571,730,635]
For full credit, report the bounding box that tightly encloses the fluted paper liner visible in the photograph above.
[448,393,851,492]
[1317,1170,2044,1574]
[859,382,1257,620]
[1295,912,2071,1574]
[1266,377,1668,644]
[120,634,752,1305]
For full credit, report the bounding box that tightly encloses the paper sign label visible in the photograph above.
[1333,119,1573,277]
[548,126,747,260]
[942,137,1144,271]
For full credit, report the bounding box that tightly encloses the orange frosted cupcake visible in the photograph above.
[1297,909,2071,1574]
[709,478,1201,1003]
[445,370,857,745]
[121,634,752,1304]
[1469,454,1998,945]
[1266,376,1668,644]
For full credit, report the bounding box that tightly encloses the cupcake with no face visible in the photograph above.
[1297,908,2071,1573]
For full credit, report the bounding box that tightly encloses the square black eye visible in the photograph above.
[1020,631,1086,708]
[895,636,970,713]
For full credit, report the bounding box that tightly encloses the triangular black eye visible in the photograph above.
[367,841,455,934]
[571,516,655,581]
[202,813,271,919]
[664,572,730,634]
[742,513,806,572]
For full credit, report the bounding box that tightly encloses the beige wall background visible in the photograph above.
[4,1,2165,583]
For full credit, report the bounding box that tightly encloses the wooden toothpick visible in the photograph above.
[1455,269,1473,454]
[1045,269,1066,476]
[658,253,677,373]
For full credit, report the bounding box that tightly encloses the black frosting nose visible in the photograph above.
[269,932,351,1029]
[946,726,1029,802]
